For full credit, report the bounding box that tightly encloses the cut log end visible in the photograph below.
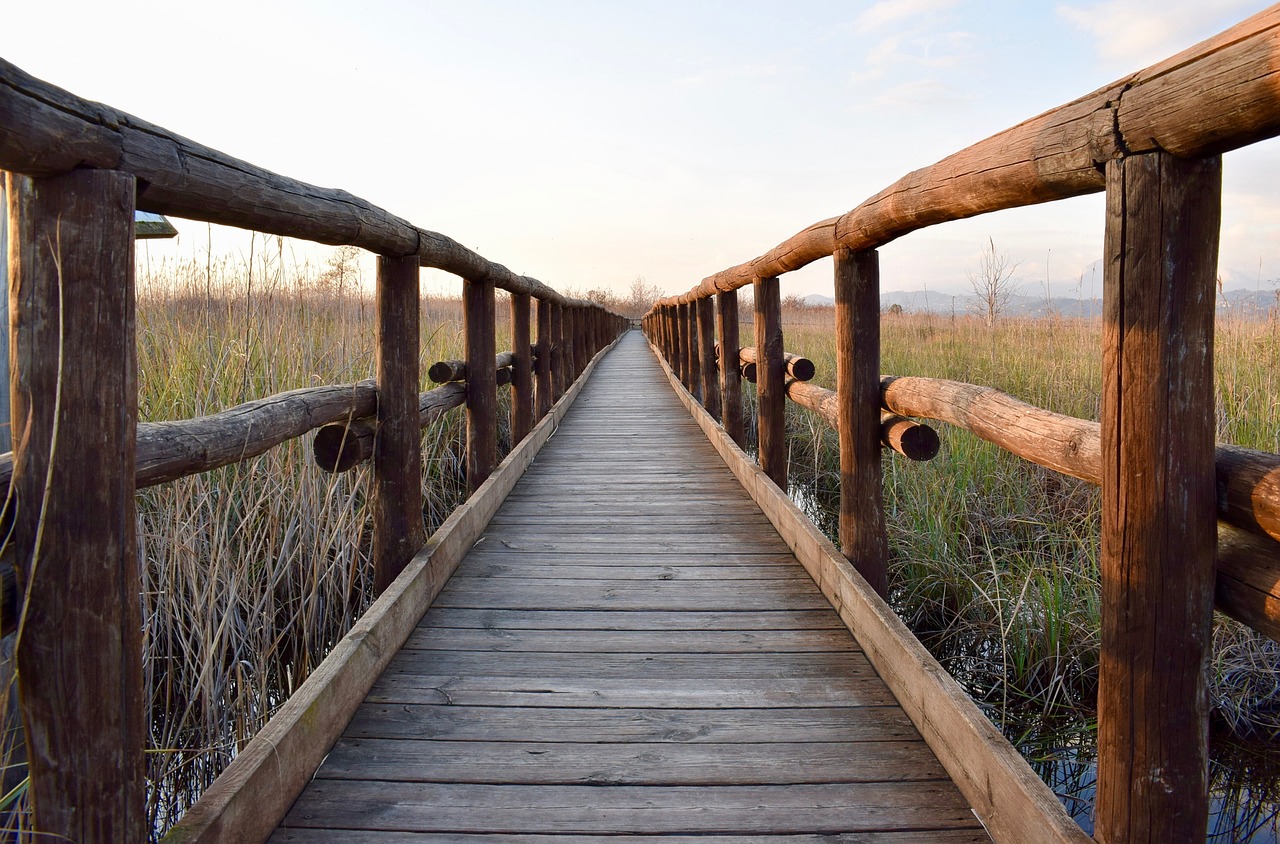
[882,414,940,461]
[312,423,372,473]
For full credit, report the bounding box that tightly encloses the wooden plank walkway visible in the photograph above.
[271,331,990,841]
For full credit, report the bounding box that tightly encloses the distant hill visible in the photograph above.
[795,289,1280,319]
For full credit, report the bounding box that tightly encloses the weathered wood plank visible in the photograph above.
[418,608,846,631]
[315,739,947,785]
[430,581,833,611]
[271,832,991,844]
[365,675,899,708]
[278,781,984,834]
[400,627,853,652]
[342,704,916,743]
[381,650,871,679]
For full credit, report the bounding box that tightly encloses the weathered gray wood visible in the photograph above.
[835,248,889,597]
[279,781,983,835]
[419,608,846,631]
[716,290,745,447]
[8,169,145,841]
[651,337,1087,844]
[1096,152,1220,844]
[311,383,464,473]
[464,278,497,492]
[271,832,990,844]
[373,255,425,593]
[754,276,787,488]
[401,627,851,652]
[343,704,917,742]
[163,332,624,844]
[315,739,947,785]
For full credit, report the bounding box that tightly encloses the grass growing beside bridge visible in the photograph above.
[778,306,1280,837]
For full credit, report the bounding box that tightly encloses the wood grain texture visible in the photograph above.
[164,327,624,844]
[464,278,497,492]
[534,297,553,420]
[784,380,939,461]
[754,277,787,488]
[311,383,464,473]
[7,170,145,841]
[272,333,986,841]
[697,297,720,420]
[1095,152,1220,844]
[372,256,425,593]
[739,347,816,382]
[716,290,745,447]
[835,248,889,597]
[649,334,1086,844]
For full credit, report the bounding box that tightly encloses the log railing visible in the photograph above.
[0,61,624,842]
[643,7,1280,843]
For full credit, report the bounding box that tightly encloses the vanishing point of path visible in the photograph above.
[270,330,990,841]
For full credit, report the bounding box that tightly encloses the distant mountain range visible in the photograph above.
[800,288,1280,319]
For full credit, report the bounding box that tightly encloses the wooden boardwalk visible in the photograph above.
[271,332,989,841]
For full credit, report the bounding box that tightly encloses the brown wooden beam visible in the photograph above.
[716,291,745,448]
[373,255,425,593]
[1095,151,1221,844]
[697,297,720,420]
[464,278,497,492]
[511,291,534,444]
[835,248,889,597]
[8,169,145,841]
[535,297,553,419]
[754,276,786,488]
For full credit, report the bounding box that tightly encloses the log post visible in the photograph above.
[510,292,533,443]
[464,277,497,492]
[834,247,889,597]
[1095,152,1220,844]
[686,302,702,400]
[7,169,145,840]
[697,297,720,420]
[754,275,786,488]
[672,305,687,387]
[373,255,425,592]
[535,297,553,419]
[550,300,565,402]
[717,290,745,447]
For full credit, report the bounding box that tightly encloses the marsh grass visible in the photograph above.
[1,246,525,840]
[772,306,1280,836]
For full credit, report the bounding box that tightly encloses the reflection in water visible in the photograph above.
[787,472,1280,842]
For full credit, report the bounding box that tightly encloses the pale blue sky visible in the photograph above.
[7,0,1278,298]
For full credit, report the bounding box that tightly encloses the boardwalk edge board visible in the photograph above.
[647,339,1090,844]
[160,335,622,844]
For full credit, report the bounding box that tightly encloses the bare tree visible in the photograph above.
[624,276,664,318]
[968,237,1020,328]
[968,237,1020,364]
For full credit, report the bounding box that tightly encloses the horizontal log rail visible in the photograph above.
[312,383,466,472]
[880,375,1280,549]
[783,379,939,462]
[428,351,516,384]
[737,346,815,382]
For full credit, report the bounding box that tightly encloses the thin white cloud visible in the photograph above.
[1056,1,1263,68]
[854,0,961,34]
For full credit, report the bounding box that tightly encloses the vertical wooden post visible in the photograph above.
[834,247,889,597]
[670,307,680,379]
[717,290,745,447]
[697,297,720,420]
[550,301,565,401]
[8,170,145,841]
[464,277,497,492]
[511,292,534,443]
[754,276,787,488]
[535,297,553,418]
[687,302,703,399]
[1096,152,1220,844]
[574,307,589,376]
[373,255,425,592]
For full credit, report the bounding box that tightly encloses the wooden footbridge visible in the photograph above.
[4,7,1280,843]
